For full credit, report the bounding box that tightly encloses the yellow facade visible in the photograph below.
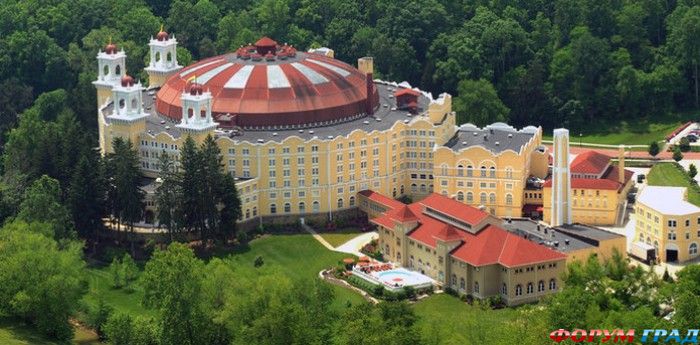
[542,186,625,226]
[432,126,548,218]
[635,186,700,263]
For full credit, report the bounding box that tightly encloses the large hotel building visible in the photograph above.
[95,32,633,228]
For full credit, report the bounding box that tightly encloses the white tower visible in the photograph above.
[102,76,149,154]
[176,83,218,135]
[551,128,572,226]
[145,26,182,88]
[93,40,127,108]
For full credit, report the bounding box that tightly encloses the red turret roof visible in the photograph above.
[570,151,610,174]
[388,205,418,222]
[255,36,277,47]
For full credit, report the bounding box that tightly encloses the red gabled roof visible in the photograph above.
[543,166,634,192]
[434,224,462,242]
[358,190,404,210]
[570,151,610,174]
[394,88,420,97]
[419,193,490,226]
[388,205,418,222]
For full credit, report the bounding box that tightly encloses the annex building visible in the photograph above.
[635,186,700,263]
[94,29,626,229]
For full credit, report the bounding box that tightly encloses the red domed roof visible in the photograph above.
[105,42,118,54]
[121,75,135,87]
[188,82,204,96]
[156,30,169,41]
[155,39,379,128]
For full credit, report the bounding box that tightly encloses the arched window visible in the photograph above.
[420,184,426,192]
[411,184,417,192]
[515,284,522,296]
[131,98,137,111]
[457,191,464,201]
[119,99,125,109]
[489,193,496,204]
[480,166,487,177]
[393,188,397,197]
[103,65,109,76]
[397,252,401,261]
[270,204,277,214]
[451,274,457,287]
[480,193,487,205]
[527,282,533,294]
[384,244,390,255]
[299,202,306,213]
[252,207,257,216]
[441,164,448,176]
[506,194,513,205]
[349,196,356,207]
[467,165,473,177]
[549,279,556,290]
[474,281,480,293]
[502,283,507,295]
[538,280,545,292]
[489,166,496,178]
[690,243,698,255]
[505,167,513,179]
[400,185,405,194]
[460,278,465,290]
[115,65,121,75]
[457,165,464,176]
[337,198,344,208]
[245,209,250,219]
[284,203,291,213]
[188,107,194,118]
[166,51,172,62]
[313,201,320,212]
[200,107,207,118]
[466,192,473,203]
[155,51,161,63]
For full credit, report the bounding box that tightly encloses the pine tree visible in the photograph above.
[67,155,105,246]
[155,151,181,242]
[199,135,224,242]
[673,146,684,162]
[107,138,145,254]
[648,141,660,157]
[218,173,241,240]
[179,136,201,235]
[690,164,698,179]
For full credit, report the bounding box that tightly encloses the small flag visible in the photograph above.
[187,74,197,83]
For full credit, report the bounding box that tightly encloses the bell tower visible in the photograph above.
[145,26,181,88]
[102,76,149,153]
[176,81,217,142]
[93,39,127,108]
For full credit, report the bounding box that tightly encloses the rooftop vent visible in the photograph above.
[508,133,513,138]
[257,139,264,143]
[495,141,500,146]
[462,141,468,145]
[363,120,370,125]
[309,130,314,134]
[298,129,304,133]
[473,132,478,136]
[565,239,570,245]
[272,132,278,136]
[554,241,559,247]
[537,225,541,231]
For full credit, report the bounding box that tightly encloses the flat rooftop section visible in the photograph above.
[104,82,432,142]
[501,219,593,252]
[555,223,625,242]
[637,185,700,215]
[446,123,537,154]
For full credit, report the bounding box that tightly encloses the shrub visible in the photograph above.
[403,286,416,299]
[254,255,264,267]
[104,312,134,345]
[444,286,458,296]
[648,141,660,157]
[673,146,684,162]
[109,258,124,289]
[79,298,113,340]
[680,137,691,152]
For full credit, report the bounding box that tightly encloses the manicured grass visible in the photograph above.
[412,294,522,344]
[647,163,700,206]
[220,234,365,309]
[543,113,696,145]
[319,228,364,247]
[0,318,101,345]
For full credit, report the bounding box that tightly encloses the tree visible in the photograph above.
[17,175,75,240]
[104,312,134,345]
[106,137,145,253]
[67,155,105,243]
[690,164,698,179]
[141,243,206,345]
[0,221,86,340]
[679,136,691,152]
[178,136,202,235]
[648,141,660,157]
[668,6,700,108]
[673,146,684,162]
[155,150,181,241]
[453,79,510,126]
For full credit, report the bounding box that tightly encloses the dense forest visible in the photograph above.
[2,0,700,138]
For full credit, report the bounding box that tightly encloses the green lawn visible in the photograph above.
[319,228,364,247]
[543,113,696,145]
[220,234,365,309]
[82,267,155,318]
[0,318,100,345]
[412,294,524,344]
[647,163,700,206]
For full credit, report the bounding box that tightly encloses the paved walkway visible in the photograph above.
[301,223,377,257]
[545,145,700,160]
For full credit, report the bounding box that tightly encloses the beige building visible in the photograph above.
[363,192,567,306]
[635,186,700,263]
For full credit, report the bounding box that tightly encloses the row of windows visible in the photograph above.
[448,277,557,296]
[455,191,513,206]
[268,197,357,214]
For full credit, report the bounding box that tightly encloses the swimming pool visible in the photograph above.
[354,266,434,292]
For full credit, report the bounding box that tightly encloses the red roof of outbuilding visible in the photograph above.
[369,192,566,267]
[570,151,610,174]
[358,190,404,210]
[394,88,420,97]
[543,165,633,191]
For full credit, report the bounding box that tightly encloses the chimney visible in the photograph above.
[551,128,572,226]
[358,57,375,115]
[618,144,625,184]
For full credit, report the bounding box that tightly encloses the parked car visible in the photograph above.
[637,174,645,183]
[686,134,698,142]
